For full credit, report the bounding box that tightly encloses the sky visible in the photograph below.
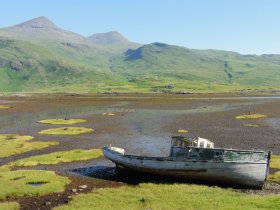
[0,0,280,55]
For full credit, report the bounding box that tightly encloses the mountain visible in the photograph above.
[0,17,280,93]
[87,31,130,45]
[0,16,85,42]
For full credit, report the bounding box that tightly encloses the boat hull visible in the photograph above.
[102,147,270,188]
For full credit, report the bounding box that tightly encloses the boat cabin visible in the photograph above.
[171,136,214,148]
[170,136,214,158]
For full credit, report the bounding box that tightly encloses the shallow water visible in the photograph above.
[27,182,48,186]
[264,118,280,129]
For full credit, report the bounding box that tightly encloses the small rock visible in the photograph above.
[78,185,88,189]
[79,189,83,191]
[44,201,51,205]
[71,188,77,193]
[67,196,72,199]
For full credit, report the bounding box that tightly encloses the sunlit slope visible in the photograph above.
[0,36,126,92]
[0,16,280,93]
[113,43,280,92]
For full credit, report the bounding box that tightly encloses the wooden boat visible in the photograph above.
[102,136,271,188]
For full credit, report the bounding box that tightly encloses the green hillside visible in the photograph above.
[0,17,280,93]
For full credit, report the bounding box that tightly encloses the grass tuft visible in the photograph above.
[0,202,20,210]
[243,124,260,127]
[269,172,280,183]
[7,149,103,167]
[0,134,59,158]
[268,155,280,183]
[0,170,70,199]
[37,118,87,125]
[235,114,267,119]
[0,105,10,109]
[38,127,93,135]
[178,129,188,133]
[270,155,280,169]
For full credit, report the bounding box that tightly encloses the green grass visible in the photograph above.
[269,155,280,183]
[37,118,87,125]
[6,149,102,167]
[0,202,20,210]
[177,129,188,133]
[38,127,93,135]
[0,134,59,158]
[270,155,280,169]
[1,34,280,93]
[269,172,280,183]
[0,170,70,199]
[54,183,280,210]
[236,114,267,119]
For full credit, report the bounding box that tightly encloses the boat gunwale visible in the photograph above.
[102,147,269,164]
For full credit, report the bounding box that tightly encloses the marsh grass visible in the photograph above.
[38,127,93,135]
[235,114,267,119]
[243,124,260,127]
[37,118,87,125]
[7,149,102,167]
[0,105,10,109]
[178,129,188,133]
[0,170,70,199]
[270,155,280,169]
[0,134,59,158]
[269,155,280,183]
[0,202,20,210]
[54,183,280,210]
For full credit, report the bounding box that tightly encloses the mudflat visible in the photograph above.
[0,93,280,209]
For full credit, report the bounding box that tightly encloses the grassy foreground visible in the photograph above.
[38,127,93,135]
[37,118,87,125]
[6,149,103,167]
[0,202,19,210]
[55,183,280,210]
[0,134,58,158]
[0,170,70,199]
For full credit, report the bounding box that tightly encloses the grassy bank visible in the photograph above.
[55,183,280,210]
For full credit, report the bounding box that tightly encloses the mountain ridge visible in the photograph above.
[15,16,58,29]
[0,17,280,93]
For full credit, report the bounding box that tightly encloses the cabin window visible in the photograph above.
[207,143,211,148]
[199,141,204,148]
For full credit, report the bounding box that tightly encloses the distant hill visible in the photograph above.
[87,31,130,45]
[0,17,280,93]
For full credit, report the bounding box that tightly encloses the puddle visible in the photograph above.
[264,118,280,129]
[11,176,25,180]
[27,181,48,186]
[73,166,116,178]
[71,166,177,185]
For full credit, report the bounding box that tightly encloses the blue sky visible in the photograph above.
[1,0,279,54]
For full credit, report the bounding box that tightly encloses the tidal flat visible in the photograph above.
[0,93,280,209]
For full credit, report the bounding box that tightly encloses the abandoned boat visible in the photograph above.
[102,136,271,188]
